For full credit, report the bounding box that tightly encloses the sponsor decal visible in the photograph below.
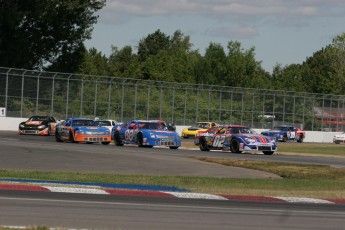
[25,121,42,125]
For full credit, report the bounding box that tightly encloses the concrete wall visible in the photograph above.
[1,117,339,143]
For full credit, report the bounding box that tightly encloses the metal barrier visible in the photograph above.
[1,67,344,131]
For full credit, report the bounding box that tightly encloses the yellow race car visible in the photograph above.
[181,122,218,138]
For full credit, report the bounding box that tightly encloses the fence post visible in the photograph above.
[51,73,56,116]
[5,68,11,114]
[65,74,72,119]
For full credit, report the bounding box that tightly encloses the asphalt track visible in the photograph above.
[1,131,345,229]
[0,131,280,179]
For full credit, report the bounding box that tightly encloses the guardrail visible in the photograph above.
[1,117,338,143]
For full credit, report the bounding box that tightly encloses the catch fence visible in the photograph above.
[1,67,344,131]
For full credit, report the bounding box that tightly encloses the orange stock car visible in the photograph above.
[55,118,111,144]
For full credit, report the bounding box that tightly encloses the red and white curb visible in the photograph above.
[1,183,345,204]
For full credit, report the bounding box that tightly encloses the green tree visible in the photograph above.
[226,41,269,89]
[195,43,228,85]
[0,0,105,70]
[137,29,170,62]
[77,48,109,76]
[302,46,339,94]
[108,45,141,78]
[271,63,305,91]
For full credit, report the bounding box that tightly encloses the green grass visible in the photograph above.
[184,141,345,157]
[1,142,345,199]
[1,158,345,199]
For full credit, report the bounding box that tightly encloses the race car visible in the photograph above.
[333,132,345,144]
[181,121,218,138]
[194,125,277,155]
[261,125,305,142]
[55,118,111,144]
[18,115,59,135]
[94,119,118,132]
[112,120,181,149]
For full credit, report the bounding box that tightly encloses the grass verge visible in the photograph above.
[1,156,345,199]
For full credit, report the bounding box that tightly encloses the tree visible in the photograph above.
[0,0,105,70]
[226,41,269,89]
[77,48,109,76]
[302,46,340,94]
[194,43,228,85]
[271,63,305,91]
[108,45,141,78]
[137,29,171,62]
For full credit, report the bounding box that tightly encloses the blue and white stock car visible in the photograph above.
[111,120,181,149]
[195,125,277,155]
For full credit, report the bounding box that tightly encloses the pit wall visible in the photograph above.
[0,117,339,143]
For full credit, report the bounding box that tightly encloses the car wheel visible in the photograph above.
[137,133,144,147]
[199,137,210,151]
[114,132,124,146]
[47,126,51,136]
[102,142,110,145]
[55,131,62,142]
[282,135,287,142]
[335,140,340,144]
[169,146,179,150]
[230,139,242,153]
[69,131,76,143]
[297,134,304,143]
[263,151,274,155]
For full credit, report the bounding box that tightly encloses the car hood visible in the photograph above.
[22,120,48,126]
[75,126,109,132]
[261,130,283,135]
[186,126,203,131]
[235,134,275,143]
[334,133,345,138]
[149,130,179,136]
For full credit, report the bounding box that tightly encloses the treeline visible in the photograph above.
[1,1,345,95]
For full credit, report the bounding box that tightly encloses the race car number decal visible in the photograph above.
[125,130,134,141]
[212,136,226,147]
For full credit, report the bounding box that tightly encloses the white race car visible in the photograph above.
[333,132,345,144]
[94,119,118,132]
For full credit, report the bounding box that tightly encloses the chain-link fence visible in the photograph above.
[1,67,345,131]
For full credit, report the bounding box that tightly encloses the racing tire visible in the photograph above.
[335,141,340,144]
[263,151,274,155]
[55,131,62,142]
[114,132,124,146]
[169,146,179,150]
[282,135,287,142]
[230,139,242,153]
[47,126,51,136]
[199,137,210,151]
[69,131,76,143]
[102,142,110,145]
[137,133,144,147]
[297,134,304,143]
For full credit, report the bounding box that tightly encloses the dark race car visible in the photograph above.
[18,115,59,135]
[194,125,277,155]
[261,125,305,142]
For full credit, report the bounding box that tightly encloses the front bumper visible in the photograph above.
[74,134,111,143]
[18,127,49,135]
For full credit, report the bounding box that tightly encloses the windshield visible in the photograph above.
[94,121,112,126]
[273,126,288,131]
[28,116,48,121]
[138,122,163,130]
[72,120,95,126]
[196,123,210,128]
[230,127,255,134]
